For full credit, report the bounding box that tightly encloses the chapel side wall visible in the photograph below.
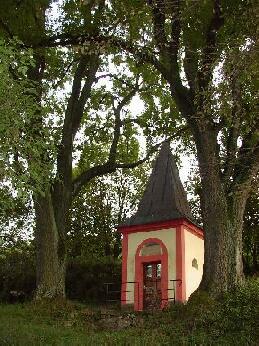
[126,228,176,305]
[184,228,204,300]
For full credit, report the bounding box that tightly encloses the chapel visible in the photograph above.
[118,141,204,311]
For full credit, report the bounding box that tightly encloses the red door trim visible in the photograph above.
[134,238,168,311]
[121,232,128,305]
[176,225,186,301]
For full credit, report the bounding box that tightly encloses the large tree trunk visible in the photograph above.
[196,130,246,294]
[199,188,245,293]
[34,190,67,299]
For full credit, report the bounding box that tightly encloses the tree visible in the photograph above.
[0,0,164,299]
[2,0,258,298]
[40,0,259,294]
[119,0,258,293]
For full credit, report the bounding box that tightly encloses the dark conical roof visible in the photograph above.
[121,141,194,226]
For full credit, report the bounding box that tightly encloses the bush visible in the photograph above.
[0,242,36,302]
[177,279,259,344]
[66,256,121,303]
[0,242,121,303]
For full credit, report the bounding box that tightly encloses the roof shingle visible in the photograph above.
[121,141,195,226]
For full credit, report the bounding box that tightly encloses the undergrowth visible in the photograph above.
[0,279,258,345]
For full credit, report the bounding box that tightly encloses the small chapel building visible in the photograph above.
[118,142,204,311]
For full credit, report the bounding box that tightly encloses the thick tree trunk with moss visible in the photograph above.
[34,190,68,299]
[199,188,245,293]
[195,130,248,293]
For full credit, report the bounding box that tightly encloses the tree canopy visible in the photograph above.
[0,0,258,298]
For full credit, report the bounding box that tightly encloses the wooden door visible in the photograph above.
[143,262,162,310]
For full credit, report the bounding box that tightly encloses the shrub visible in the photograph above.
[0,242,121,304]
[66,256,121,303]
[0,242,36,302]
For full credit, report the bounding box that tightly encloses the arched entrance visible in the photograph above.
[134,238,168,310]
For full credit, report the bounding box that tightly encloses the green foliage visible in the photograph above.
[0,0,49,44]
[0,186,32,238]
[0,38,34,158]
[182,0,214,51]
[135,279,259,345]
[0,38,56,196]
[70,166,149,259]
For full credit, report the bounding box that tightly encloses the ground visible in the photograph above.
[0,279,258,345]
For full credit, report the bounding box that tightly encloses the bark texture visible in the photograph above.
[34,192,66,298]
[192,119,246,293]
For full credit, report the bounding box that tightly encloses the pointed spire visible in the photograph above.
[122,141,194,226]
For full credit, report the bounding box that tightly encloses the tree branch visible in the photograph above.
[30,31,167,77]
[52,59,77,90]
[198,0,224,91]
[72,82,140,196]
[169,0,181,55]
[231,114,259,194]
[55,53,100,185]
[193,0,224,135]
[223,74,242,183]
[183,45,198,93]
[0,16,13,38]
[148,0,194,119]
[54,0,106,188]
[231,141,259,197]
[151,0,168,53]
[72,54,100,136]
[72,126,188,197]
[55,56,88,180]
[108,84,140,163]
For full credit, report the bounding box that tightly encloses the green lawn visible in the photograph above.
[0,280,258,345]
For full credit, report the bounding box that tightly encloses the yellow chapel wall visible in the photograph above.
[184,228,204,300]
[126,228,176,304]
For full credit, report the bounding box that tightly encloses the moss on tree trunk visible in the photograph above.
[34,191,67,299]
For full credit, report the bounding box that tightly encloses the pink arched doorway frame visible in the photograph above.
[134,238,168,311]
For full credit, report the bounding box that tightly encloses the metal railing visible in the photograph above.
[104,279,182,306]
[165,279,182,303]
[104,281,139,304]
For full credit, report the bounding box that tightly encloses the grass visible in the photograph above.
[0,279,258,345]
